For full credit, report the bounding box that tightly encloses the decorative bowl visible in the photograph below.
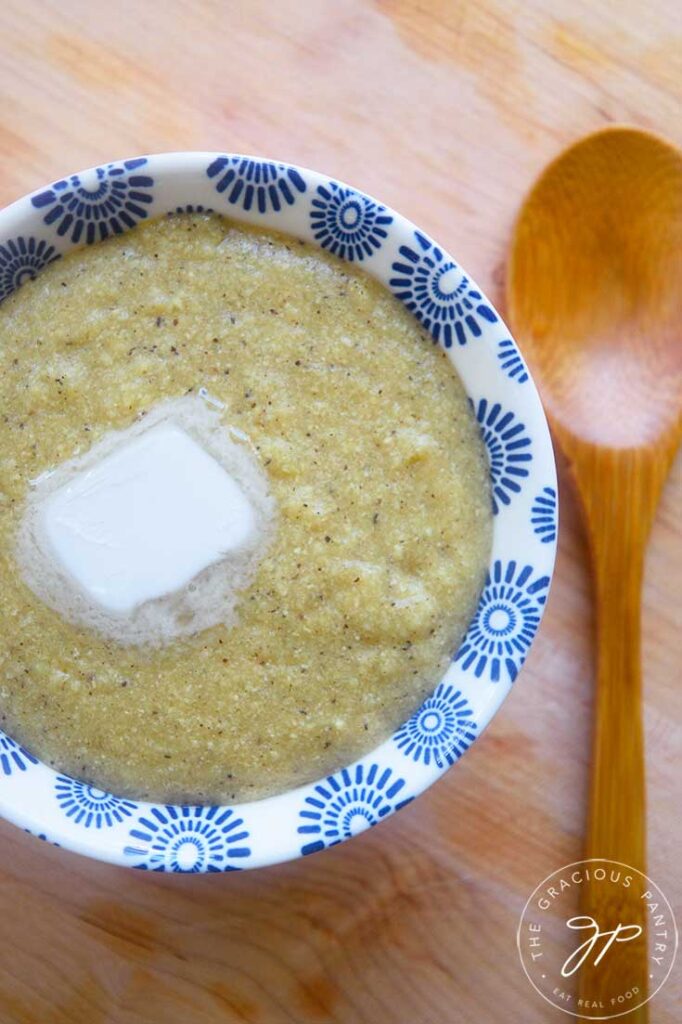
[0,153,557,872]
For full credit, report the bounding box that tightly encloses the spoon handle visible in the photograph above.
[575,456,656,1022]
[585,523,645,869]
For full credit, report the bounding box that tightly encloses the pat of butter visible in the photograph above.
[41,422,256,613]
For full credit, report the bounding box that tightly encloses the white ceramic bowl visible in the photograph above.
[0,154,557,871]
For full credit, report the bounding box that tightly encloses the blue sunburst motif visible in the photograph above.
[125,805,251,872]
[170,204,214,215]
[454,560,550,683]
[531,486,558,544]
[0,236,59,303]
[393,684,477,767]
[389,231,497,347]
[298,763,410,856]
[31,158,154,244]
[310,181,393,260]
[54,776,137,829]
[0,732,38,776]
[24,829,60,848]
[497,338,529,383]
[206,156,306,214]
[474,398,532,514]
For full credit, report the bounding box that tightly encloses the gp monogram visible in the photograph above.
[560,916,642,978]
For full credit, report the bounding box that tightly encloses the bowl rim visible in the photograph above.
[0,151,558,872]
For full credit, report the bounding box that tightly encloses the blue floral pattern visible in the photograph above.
[474,398,532,514]
[207,157,306,214]
[25,829,60,848]
[497,338,529,383]
[0,236,59,303]
[310,181,392,260]
[389,231,497,347]
[31,159,154,244]
[0,732,38,776]
[125,805,251,872]
[455,560,550,683]
[531,486,558,544]
[170,204,213,215]
[393,684,477,767]
[54,776,136,829]
[298,764,410,856]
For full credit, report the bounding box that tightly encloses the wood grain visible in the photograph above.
[0,2,680,1023]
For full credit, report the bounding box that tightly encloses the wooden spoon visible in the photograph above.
[507,127,682,1021]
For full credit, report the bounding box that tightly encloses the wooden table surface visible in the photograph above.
[0,2,680,1022]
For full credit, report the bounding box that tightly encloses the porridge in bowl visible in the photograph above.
[0,212,492,804]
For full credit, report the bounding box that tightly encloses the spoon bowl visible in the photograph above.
[509,127,682,451]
